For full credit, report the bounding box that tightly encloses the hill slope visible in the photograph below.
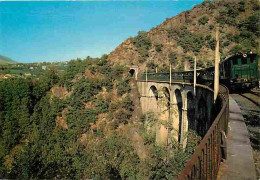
[107,0,259,71]
[0,54,16,65]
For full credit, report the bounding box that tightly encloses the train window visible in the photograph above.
[242,58,247,64]
[250,57,255,63]
[233,59,238,65]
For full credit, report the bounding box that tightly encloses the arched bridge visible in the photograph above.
[135,78,229,179]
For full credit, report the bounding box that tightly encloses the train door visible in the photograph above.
[248,57,253,80]
[231,58,239,79]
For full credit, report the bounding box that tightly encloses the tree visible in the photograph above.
[198,16,209,25]
[132,31,151,62]
[168,52,178,66]
[155,43,163,52]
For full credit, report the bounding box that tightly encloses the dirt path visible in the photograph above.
[230,93,260,179]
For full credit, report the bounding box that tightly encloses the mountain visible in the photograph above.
[107,0,259,71]
[0,55,16,65]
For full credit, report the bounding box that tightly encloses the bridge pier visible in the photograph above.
[136,80,216,147]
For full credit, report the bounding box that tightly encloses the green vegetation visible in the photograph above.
[0,62,68,77]
[168,52,178,66]
[215,2,259,54]
[155,43,163,52]
[146,60,158,72]
[131,31,151,63]
[0,54,201,179]
[167,29,205,53]
[138,112,201,179]
[198,16,209,25]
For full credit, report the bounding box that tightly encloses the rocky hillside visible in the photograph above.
[107,0,259,71]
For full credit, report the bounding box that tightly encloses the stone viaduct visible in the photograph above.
[136,80,219,147]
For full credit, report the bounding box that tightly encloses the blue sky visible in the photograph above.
[0,1,203,63]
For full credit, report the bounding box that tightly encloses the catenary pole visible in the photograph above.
[214,27,220,103]
[194,56,197,96]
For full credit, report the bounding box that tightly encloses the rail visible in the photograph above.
[178,84,229,180]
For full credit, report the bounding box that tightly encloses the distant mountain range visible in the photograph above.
[0,55,16,65]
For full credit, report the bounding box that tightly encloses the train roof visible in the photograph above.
[221,53,258,63]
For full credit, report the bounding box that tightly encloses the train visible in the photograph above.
[220,53,259,90]
[198,53,259,91]
[141,53,259,92]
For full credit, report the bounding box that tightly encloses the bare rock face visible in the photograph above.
[55,108,69,130]
[51,86,70,99]
[107,0,259,70]
[107,39,140,66]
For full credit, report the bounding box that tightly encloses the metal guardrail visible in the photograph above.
[178,85,229,180]
[140,70,215,83]
[140,72,194,82]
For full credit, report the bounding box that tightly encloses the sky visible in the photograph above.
[0,0,203,63]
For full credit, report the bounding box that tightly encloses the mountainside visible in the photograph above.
[107,0,259,71]
[0,55,16,65]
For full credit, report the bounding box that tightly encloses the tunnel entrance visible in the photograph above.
[129,69,135,77]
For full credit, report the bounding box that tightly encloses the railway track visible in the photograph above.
[251,89,260,96]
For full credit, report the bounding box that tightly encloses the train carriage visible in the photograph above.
[140,53,259,92]
[220,53,259,91]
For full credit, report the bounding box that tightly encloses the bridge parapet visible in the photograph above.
[178,85,229,180]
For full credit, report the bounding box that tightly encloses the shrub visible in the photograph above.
[109,102,120,112]
[226,5,239,17]
[132,31,151,61]
[230,44,243,54]
[197,61,204,68]
[115,109,130,125]
[168,52,178,65]
[117,78,131,96]
[122,95,134,112]
[198,16,209,25]
[95,98,110,114]
[239,13,260,36]
[155,43,163,52]
[187,56,194,69]
[146,61,158,72]
[223,41,230,47]
[205,35,215,50]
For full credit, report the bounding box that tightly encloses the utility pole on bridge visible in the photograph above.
[194,56,197,96]
[214,27,220,103]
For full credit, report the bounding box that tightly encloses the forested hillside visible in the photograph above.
[108,0,259,71]
[0,56,200,179]
[2,0,257,178]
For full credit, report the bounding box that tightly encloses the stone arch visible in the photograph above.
[197,97,207,137]
[187,91,196,132]
[156,86,171,146]
[173,89,183,143]
[148,85,158,112]
[159,87,170,106]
